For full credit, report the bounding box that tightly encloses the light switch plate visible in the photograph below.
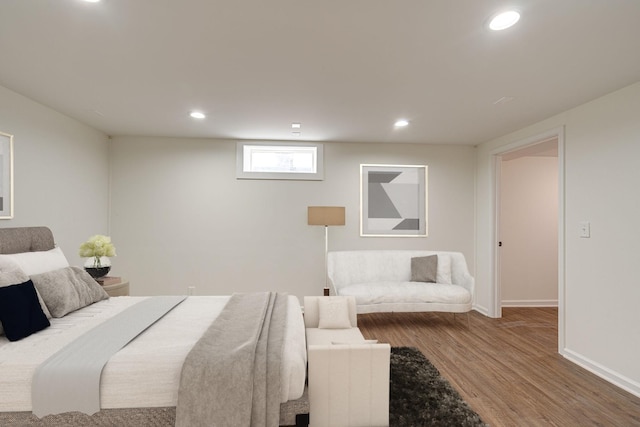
[579,221,590,238]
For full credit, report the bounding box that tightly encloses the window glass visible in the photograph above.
[236,142,324,180]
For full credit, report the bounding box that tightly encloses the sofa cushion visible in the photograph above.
[338,281,472,306]
[411,255,438,282]
[436,254,452,284]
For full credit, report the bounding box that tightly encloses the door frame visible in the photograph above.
[490,126,566,353]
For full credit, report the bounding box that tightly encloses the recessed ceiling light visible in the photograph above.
[489,10,520,31]
[394,119,409,127]
[291,123,301,129]
[83,0,101,3]
[190,111,206,119]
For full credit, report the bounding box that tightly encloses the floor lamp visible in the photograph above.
[307,206,345,296]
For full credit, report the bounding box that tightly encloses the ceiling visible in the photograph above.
[1,1,639,146]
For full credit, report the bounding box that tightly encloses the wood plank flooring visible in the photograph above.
[357,308,640,426]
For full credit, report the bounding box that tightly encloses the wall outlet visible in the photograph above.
[188,286,196,296]
[579,221,590,238]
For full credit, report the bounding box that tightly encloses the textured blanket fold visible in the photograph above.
[175,292,287,427]
[31,296,186,417]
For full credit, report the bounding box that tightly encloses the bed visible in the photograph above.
[0,227,309,426]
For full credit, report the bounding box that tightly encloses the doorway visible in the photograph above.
[491,127,565,352]
[499,138,558,308]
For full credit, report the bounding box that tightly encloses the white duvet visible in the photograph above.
[0,295,307,412]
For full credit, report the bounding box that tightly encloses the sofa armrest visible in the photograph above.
[453,271,475,300]
[308,343,390,427]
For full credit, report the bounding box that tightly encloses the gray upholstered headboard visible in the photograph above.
[0,227,55,254]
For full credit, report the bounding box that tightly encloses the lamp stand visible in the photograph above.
[307,206,345,296]
[323,225,330,296]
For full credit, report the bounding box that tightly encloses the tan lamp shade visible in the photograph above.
[307,206,345,226]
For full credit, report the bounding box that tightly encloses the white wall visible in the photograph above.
[476,81,640,396]
[0,85,110,264]
[109,137,475,300]
[500,156,558,306]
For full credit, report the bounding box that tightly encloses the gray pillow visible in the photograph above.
[0,270,52,336]
[411,255,438,283]
[31,267,109,318]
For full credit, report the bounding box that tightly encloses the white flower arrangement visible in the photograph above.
[79,235,116,268]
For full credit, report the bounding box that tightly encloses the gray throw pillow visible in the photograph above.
[31,266,109,318]
[411,255,438,283]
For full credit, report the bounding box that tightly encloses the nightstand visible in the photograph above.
[102,279,130,297]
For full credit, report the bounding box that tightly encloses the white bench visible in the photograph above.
[304,296,390,427]
[327,250,474,314]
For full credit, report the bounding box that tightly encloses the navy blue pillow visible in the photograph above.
[0,280,50,341]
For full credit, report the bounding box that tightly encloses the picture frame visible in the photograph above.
[0,131,14,219]
[360,164,428,237]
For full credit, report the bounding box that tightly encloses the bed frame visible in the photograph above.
[0,226,309,427]
[0,226,55,254]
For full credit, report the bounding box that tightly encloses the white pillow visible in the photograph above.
[0,247,69,276]
[318,297,352,329]
[0,257,21,273]
[436,254,452,284]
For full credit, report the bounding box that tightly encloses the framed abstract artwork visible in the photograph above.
[0,131,14,219]
[360,164,427,237]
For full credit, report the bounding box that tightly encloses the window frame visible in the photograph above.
[236,141,324,181]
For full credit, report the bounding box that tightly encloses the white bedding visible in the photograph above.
[0,295,307,412]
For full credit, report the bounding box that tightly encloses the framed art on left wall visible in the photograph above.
[0,131,14,219]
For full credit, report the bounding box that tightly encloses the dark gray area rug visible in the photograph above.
[390,347,488,427]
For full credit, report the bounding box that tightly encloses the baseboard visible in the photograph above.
[472,304,490,317]
[501,299,558,307]
[562,348,640,398]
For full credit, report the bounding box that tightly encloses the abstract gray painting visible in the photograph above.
[361,164,427,236]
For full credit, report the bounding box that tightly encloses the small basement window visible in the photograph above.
[236,142,324,180]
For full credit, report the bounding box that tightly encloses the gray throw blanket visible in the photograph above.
[175,292,287,427]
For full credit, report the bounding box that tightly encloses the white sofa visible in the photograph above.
[327,250,474,314]
[304,296,390,427]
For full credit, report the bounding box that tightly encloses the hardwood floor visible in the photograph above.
[357,308,640,426]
